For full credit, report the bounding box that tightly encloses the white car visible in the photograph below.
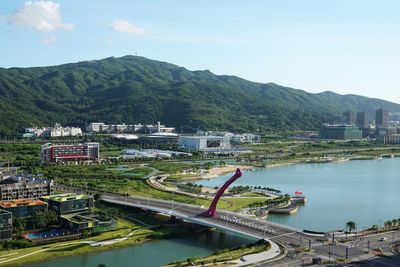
[379,237,387,241]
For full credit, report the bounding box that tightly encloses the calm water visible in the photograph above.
[198,158,400,231]
[23,231,255,267]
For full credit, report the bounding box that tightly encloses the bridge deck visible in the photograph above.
[101,195,312,247]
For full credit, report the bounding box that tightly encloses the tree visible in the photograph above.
[98,264,106,267]
[13,217,26,236]
[31,211,44,230]
[346,221,357,232]
[44,210,58,226]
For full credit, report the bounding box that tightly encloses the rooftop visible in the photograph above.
[0,175,51,185]
[41,193,92,202]
[0,209,12,215]
[0,199,47,208]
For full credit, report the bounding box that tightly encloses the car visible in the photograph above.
[379,237,387,241]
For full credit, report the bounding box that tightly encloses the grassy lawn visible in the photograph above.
[0,213,192,267]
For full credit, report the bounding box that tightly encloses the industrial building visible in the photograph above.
[0,199,47,218]
[180,136,231,151]
[0,209,12,241]
[0,175,53,201]
[41,193,94,215]
[320,124,363,140]
[41,142,100,163]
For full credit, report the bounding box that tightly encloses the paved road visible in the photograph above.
[101,194,315,247]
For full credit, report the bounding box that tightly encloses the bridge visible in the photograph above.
[101,168,316,253]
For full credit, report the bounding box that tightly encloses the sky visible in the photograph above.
[1,0,400,103]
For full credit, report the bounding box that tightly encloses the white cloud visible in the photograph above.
[111,20,145,35]
[8,1,74,33]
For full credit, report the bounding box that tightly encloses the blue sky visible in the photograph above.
[1,0,400,103]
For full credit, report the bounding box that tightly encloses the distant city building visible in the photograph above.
[23,123,82,138]
[376,108,389,129]
[343,111,356,124]
[41,142,100,163]
[320,124,363,140]
[0,175,53,201]
[0,210,12,241]
[41,193,94,215]
[0,199,47,218]
[180,136,231,151]
[356,111,369,129]
[376,127,400,144]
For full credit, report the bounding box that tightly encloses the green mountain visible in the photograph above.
[0,55,399,137]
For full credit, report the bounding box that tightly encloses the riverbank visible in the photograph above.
[0,215,193,267]
[165,240,273,267]
[201,165,254,179]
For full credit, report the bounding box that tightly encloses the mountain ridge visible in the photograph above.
[0,55,399,137]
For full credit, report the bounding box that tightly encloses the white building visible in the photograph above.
[180,136,230,151]
[231,133,261,143]
[86,121,175,134]
[196,131,233,137]
[43,124,82,137]
[23,124,82,138]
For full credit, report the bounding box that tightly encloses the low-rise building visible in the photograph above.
[138,132,180,146]
[180,136,231,151]
[0,209,12,241]
[376,127,400,144]
[0,175,53,201]
[231,134,261,143]
[23,124,82,138]
[86,121,175,134]
[320,124,363,140]
[60,212,115,232]
[121,149,192,159]
[41,142,100,163]
[0,199,47,218]
[41,193,94,215]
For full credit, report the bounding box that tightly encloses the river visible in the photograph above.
[24,158,400,266]
[23,231,255,267]
[197,158,400,231]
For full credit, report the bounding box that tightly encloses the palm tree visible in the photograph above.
[346,221,357,232]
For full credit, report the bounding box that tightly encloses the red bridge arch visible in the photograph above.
[202,168,242,217]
